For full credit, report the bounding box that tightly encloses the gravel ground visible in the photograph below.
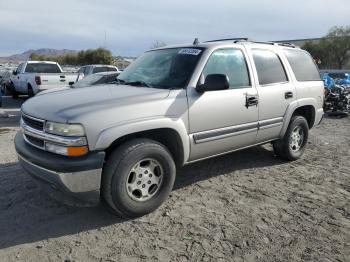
[0,96,349,262]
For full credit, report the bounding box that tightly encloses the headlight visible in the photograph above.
[45,121,85,136]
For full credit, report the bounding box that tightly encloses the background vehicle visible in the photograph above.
[38,72,120,95]
[11,61,78,98]
[0,71,13,94]
[76,65,119,82]
[15,39,324,218]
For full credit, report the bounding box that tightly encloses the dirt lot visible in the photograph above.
[0,96,349,262]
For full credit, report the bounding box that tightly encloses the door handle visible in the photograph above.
[245,94,259,108]
[285,91,293,99]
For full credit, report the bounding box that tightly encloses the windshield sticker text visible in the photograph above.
[178,49,202,56]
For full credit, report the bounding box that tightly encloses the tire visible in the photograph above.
[11,84,18,99]
[102,138,176,218]
[273,116,309,161]
[28,86,34,97]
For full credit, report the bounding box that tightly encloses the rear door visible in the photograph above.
[246,47,296,142]
[12,63,23,92]
[188,47,259,161]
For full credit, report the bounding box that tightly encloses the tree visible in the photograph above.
[325,26,350,69]
[302,26,350,69]
[150,40,167,49]
[28,48,114,65]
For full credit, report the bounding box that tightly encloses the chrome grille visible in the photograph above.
[22,114,44,131]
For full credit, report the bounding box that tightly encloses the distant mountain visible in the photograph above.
[0,48,77,62]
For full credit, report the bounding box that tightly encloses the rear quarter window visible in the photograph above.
[283,49,321,81]
[92,67,117,73]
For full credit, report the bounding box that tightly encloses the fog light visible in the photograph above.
[45,142,88,157]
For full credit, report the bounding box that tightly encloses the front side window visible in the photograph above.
[202,49,250,89]
[284,49,321,81]
[252,49,288,85]
[118,47,204,89]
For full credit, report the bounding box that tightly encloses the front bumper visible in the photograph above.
[15,132,105,203]
[316,108,324,126]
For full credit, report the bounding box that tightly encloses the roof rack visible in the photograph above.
[276,42,296,48]
[204,38,248,43]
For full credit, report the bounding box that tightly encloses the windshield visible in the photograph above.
[117,47,204,89]
[25,63,61,73]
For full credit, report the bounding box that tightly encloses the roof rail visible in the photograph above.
[204,38,248,43]
[276,42,296,48]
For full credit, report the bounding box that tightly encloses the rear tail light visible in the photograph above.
[35,76,41,85]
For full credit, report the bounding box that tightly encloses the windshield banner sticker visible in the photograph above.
[178,48,202,55]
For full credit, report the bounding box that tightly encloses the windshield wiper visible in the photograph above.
[124,80,153,88]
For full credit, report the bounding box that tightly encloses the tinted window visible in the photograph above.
[25,63,61,73]
[92,67,117,73]
[284,49,321,81]
[252,49,287,85]
[202,49,250,89]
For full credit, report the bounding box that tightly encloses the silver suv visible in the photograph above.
[15,39,324,218]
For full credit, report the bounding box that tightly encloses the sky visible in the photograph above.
[0,0,349,57]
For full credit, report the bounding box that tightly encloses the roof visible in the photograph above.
[27,61,58,64]
[150,38,299,51]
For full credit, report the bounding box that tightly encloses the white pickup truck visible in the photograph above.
[11,61,78,97]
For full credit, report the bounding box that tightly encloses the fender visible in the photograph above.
[280,98,317,137]
[94,117,190,164]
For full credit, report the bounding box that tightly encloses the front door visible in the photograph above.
[188,47,259,161]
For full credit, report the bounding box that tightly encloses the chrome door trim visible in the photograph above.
[193,122,258,144]
[258,117,284,130]
[192,117,284,144]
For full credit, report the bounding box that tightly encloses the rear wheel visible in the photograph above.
[102,139,176,218]
[10,83,18,99]
[273,116,309,161]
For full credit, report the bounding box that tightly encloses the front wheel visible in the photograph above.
[273,116,309,161]
[102,139,176,218]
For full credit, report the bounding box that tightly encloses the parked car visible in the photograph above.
[38,72,120,96]
[76,65,119,82]
[11,61,78,98]
[0,71,13,95]
[15,39,324,218]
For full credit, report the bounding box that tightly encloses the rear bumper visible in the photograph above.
[15,132,105,203]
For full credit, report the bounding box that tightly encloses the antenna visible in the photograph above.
[193,38,199,45]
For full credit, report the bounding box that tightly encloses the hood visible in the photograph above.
[21,84,170,122]
[37,86,71,96]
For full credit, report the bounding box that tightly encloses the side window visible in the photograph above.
[202,49,250,89]
[252,49,288,85]
[17,63,23,73]
[283,49,321,81]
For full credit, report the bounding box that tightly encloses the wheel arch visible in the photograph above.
[95,119,189,167]
[280,99,317,137]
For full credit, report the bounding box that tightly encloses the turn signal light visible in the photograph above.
[67,146,89,157]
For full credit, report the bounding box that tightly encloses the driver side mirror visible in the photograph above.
[196,74,229,92]
[12,70,17,76]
